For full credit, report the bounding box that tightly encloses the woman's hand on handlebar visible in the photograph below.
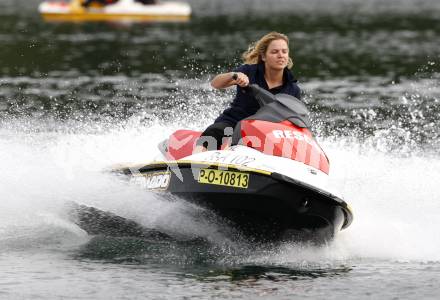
[232,72,249,87]
[211,71,249,89]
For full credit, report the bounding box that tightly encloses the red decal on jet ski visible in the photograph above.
[239,120,329,173]
[166,129,201,160]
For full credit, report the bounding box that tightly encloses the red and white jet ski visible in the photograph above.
[114,84,353,242]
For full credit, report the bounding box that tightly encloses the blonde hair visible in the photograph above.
[242,32,293,69]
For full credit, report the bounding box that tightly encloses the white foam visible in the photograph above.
[323,139,440,262]
[1,118,439,261]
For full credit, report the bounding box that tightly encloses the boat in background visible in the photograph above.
[38,0,191,22]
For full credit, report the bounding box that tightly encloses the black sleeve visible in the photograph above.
[233,64,251,76]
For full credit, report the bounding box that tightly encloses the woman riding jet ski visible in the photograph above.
[114,32,353,243]
[195,32,301,153]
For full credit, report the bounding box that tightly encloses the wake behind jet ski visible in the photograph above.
[113,83,353,243]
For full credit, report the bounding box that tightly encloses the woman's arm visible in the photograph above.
[211,72,249,89]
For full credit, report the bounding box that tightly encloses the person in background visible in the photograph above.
[195,31,301,152]
[81,0,119,8]
[135,0,157,4]
[70,0,156,10]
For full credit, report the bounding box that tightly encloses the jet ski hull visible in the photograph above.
[116,161,352,243]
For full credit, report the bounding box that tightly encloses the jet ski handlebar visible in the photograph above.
[232,73,275,107]
[231,72,311,126]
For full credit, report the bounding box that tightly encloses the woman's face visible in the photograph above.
[262,39,289,70]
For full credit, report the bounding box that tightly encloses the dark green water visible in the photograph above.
[2,0,439,149]
[1,0,440,299]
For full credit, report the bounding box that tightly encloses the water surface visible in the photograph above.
[1,0,440,298]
